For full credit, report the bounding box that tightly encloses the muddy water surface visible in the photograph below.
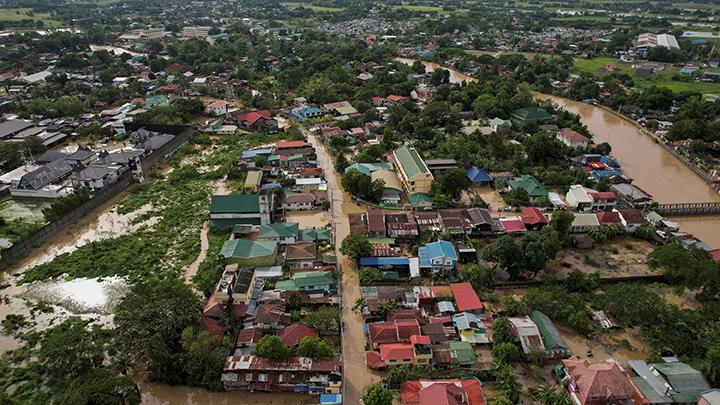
[285,210,331,229]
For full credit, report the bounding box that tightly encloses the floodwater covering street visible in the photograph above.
[304,128,384,404]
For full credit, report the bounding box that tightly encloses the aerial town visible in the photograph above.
[0,1,719,405]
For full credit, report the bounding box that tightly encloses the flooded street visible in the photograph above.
[285,210,331,229]
[304,128,383,404]
[395,57,476,84]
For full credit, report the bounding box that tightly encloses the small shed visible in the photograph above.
[529,311,571,359]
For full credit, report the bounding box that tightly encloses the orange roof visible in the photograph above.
[450,282,483,312]
[401,379,486,405]
[276,140,308,149]
[277,323,318,346]
[521,207,548,225]
[380,343,415,361]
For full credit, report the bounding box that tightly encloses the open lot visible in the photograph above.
[0,8,62,27]
[545,237,656,279]
[283,2,344,12]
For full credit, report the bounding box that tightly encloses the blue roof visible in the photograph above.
[359,257,410,267]
[599,156,621,167]
[241,148,274,159]
[320,394,342,404]
[467,166,492,182]
[261,182,282,190]
[591,170,623,180]
[426,240,458,260]
[679,68,695,75]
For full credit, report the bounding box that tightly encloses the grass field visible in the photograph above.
[573,56,720,98]
[283,2,344,12]
[388,5,468,14]
[0,7,62,27]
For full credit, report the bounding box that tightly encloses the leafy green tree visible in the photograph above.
[341,168,385,202]
[115,279,203,384]
[703,346,720,388]
[180,328,232,390]
[296,337,333,358]
[303,307,340,334]
[384,365,435,389]
[483,235,524,279]
[495,362,521,403]
[492,342,521,364]
[340,233,371,260]
[550,210,575,237]
[252,335,291,359]
[58,368,141,405]
[432,168,471,199]
[528,385,572,405]
[363,383,393,405]
[359,266,383,285]
[494,395,513,405]
[492,318,514,345]
[461,263,494,290]
[503,187,530,207]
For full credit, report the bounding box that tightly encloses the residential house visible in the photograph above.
[409,193,434,211]
[507,175,547,204]
[611,183,653,208]
[566,185,616,212]
[289,106,323,120]
[508,316,546,354]
[277,323,318,346]
[393,145,434,194]
[450,282,483,313]
[697,390,720,405]
[276,270,335,293]
[500,217,527,235]
[521,207,548,230]
[648,360,710,404]
[424,159,458,175]
[371,169,403,204]
[222,355,342,393]
[530,311,571,359]
[235,110,278,131]
[243,170,263,193]
[10,159,73,198]
[571,213,601,234]
[69,163,125,191]
[376,334,433,368]
[281,192,328,211]
[220,239,278,267]
[275,140,315,159]
[400,379,485,405]
[385,213,419,239]
[252,303,291,330]
[258,223,300,244]
[367,320,421,348]
[490,117,512,136]
[510,107,553,126]
[285,242,319,270]
[366,209,386,237]
[596,211,623,226]
[617,208,647,233]
[206,100,229,116]
[209,193,274,228]
[323,101,358,117]
[65,147,98,166]
[453,312,492,344]
[557,128,590,149]
[562,357,647,405]
[465,208,502,235]
[466,167,493,185]
[418,240,458,274]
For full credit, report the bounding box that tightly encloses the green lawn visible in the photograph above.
[0,7,62,27]
[283,2,344,12]
[388,5,468,14]
[573,56,720,98]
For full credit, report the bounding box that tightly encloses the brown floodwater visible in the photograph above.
[304,128,384,404]
[285,210,331,229]
[395,57,476,84]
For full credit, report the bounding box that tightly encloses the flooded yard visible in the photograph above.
[285,210,331,229]
[557,323,648,367]
[545,238,655,279]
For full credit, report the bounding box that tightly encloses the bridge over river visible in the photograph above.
[656,202,720,216]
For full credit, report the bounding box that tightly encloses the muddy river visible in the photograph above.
[397,57,720,248]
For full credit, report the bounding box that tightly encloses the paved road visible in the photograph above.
[303,129,383,404]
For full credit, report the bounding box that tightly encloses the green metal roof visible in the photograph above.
[652,362,710,403]
[448,341,475,364]
[394,145,431,178]
[510,107,552,122]
[277,270,335,291]
[210,195,260,214]
[259,223,299,238]
[220,239,277,259]
[633,377,672,404]
[344,162,393,176]
[507,175,547,198]
[408,192,433,204]
[529,311,569,352]
[298,228,331,242]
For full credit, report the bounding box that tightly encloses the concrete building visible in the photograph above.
[393,145,434,194]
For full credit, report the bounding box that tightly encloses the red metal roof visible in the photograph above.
[521,207,548,225]
[365,351,387,369]
[618,208,646,225]
[276,140,308,149]
[380,343,415,361]
[500,218,526,233]
[588,191,617,200]
[450,282,483,312]
[401,379,486,405]
[710,249,720,263]
[236,110,271,125]
[410,335,431,345]
[596,211,622,224]
[277,323,318,346]
[558,128,589,142]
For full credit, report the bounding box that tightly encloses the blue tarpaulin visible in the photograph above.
[320,394,342,404]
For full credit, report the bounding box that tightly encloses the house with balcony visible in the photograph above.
[418,240,458,274]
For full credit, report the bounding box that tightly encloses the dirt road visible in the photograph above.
[303,129,383,403]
